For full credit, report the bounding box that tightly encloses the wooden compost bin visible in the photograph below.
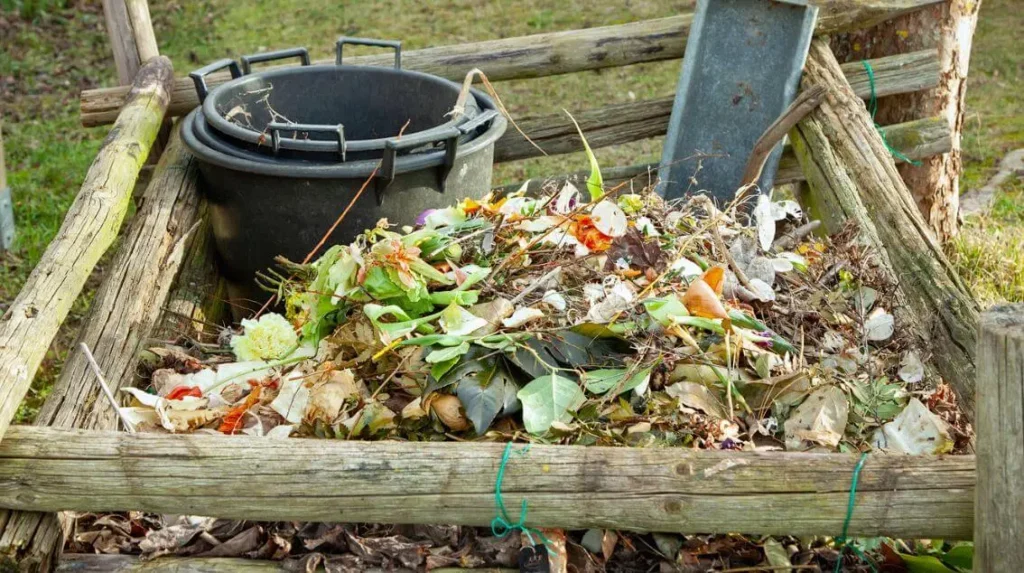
[1,1,1018,571]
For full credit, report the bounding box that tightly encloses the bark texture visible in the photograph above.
[789,40,979,418]
[831,0,982,240]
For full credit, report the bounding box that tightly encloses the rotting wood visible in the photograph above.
[974,304,1024,572]
[832,1,982,241]
[0,56,174,447]
[495,50,939,163]
[163,214,228,341]
[788,39,979,418]
[496,116,951,195]
[0,132,201,573]
[79,2,943,127]
[0,426,975,540]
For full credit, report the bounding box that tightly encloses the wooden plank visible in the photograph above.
[789,39,979,418]
[496,116,951,196]
[101,0,141,85]
[79,1,943,127]
[0,426,975,540]
[975,305,1024,572]
[0,56,174,445]
[495,50,939,163]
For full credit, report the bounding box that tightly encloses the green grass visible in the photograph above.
[0,0,1021,418]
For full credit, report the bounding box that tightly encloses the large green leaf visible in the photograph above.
[582,366,652,396]
[457,357,520,434]
[900,553,957,573]
[510,331,630,379]
[941,544,973,570]
[517,373,586,434]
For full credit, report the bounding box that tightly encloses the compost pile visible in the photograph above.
[129,181,968,454]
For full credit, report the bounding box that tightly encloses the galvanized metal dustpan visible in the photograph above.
[657,0,819,204]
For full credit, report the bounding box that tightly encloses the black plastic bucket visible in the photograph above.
[180,88,506,315]
[191,39,481,161]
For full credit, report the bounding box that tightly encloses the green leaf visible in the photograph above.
[362,266,407,300]
[941,544,973,570]
[517,373,586,434]
[900,553,957,573]
[430,356,461,381]
[457,358,519,434]
[429,290,480,307]
[727,310,796,355]
[565,110,603,201]
[425,342,471,363]
[511,331,631,380]
[582,366,652,396]
[674,316,725,334]
[643,296,688,326]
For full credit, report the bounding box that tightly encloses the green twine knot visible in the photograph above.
[861,60,923,167]
[492,442,554,554]
[833,453,878,573]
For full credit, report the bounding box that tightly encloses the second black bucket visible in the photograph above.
[181,91,506,317]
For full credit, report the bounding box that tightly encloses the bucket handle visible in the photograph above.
[189,59,242,103]
[240,47,311,75]
[376,125,461,206]
[335,37,402,70]
[267,122,346,161]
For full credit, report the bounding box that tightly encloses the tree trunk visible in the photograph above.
[789,39,979,419]
[830,0,982,240]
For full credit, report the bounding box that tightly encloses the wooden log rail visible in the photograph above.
[0,426,975,541]
[0,56,174,444]
[495,50,940,163]
[497,116,950,197]
[78,1,943,127]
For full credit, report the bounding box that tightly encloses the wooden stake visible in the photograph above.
[0,56,173,445]
[789,39,979,418]
[975,305,1024,572]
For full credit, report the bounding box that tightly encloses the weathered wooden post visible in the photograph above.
[975,305,1024,571]
[102,0,168,166]
[789,38,980,418]
[0,56,174,445]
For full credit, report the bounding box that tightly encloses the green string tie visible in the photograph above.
[861,60,923,167]
[491,443,554,554]
[833,453,878,573]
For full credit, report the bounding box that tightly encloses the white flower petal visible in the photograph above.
[541,290,567,311]
[502,307,546,328]
[553,182,580,214]
[591,200,628,238]
[669,257,702,279]
[635,216,660,236]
